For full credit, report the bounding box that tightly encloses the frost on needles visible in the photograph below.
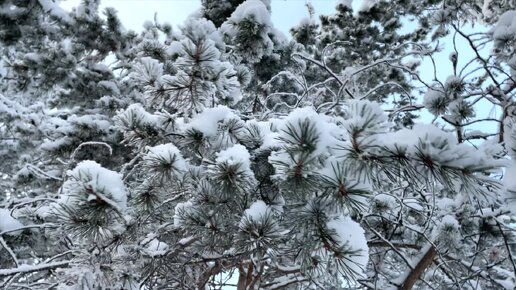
[1,0,516,289]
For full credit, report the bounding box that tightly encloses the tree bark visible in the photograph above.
[399,245,437,290]
[196,263,221,290]
[236,262,256,290]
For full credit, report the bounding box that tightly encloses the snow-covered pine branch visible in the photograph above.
[1,0,516,289]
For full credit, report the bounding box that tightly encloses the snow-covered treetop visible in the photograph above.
[1,0,516,289]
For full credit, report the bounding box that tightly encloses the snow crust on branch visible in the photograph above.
[241,200,269,225]
[216,144,252,172]
[492,10,516,41]
[227,0,272,28]
[38,0,71,22]
[0,209,23,236]
[326,215,369,279]
[278,106,339,155]
[145,143,187,175]
[63,160,128,210]
[186,105,236,137]
[173,201,194,228]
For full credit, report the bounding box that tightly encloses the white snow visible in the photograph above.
[382,123,454,151]
[98,80,120,95]
[65,161,127,210]
[278,106,339,155]
[481,0,494,20]
[38,0,71,23]
[403,58,421,70]
[40,115,112,152]
[61,38,72,53]
[444,75,463,91]
[243,200,268,221]
[166,41,183,56]
[177,37,221,69]
[423,87,447,115]
[34,205,52,219]
[506,167,516,190]
[0,209,23,235]
[221,0,275,62]
[494,277,516,290]
[434,215,461,247]
[441,215,460,229]
[240,200,270,229]
[131,57,164,86]
[145,239,169,256]
[342,100,387,136]
[228,0,272,28]
[180,17,222,49]
[492,10,516,41]
[187,105,236,137]
[178,236,196,246]
[145,143,187,174]
[244,119,280,150]
[320,158,371,205]
[373,193,397,210]
[357,0,376,12]
[504,119,516,159]
[174,201,194,227]
[91,63,111,74]
[386,123,499,171]
[70,115,112,132]
[404,198,424,212]
[24,52,42,63]
[504,164,516,214]
[216,144,251,169]
[326,215,369,279]
[0,261,70,276]
[120,103,159,125]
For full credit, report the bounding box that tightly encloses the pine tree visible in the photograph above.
[1,0,516,290]
[0,0,134,278]
[201,0,246,27]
